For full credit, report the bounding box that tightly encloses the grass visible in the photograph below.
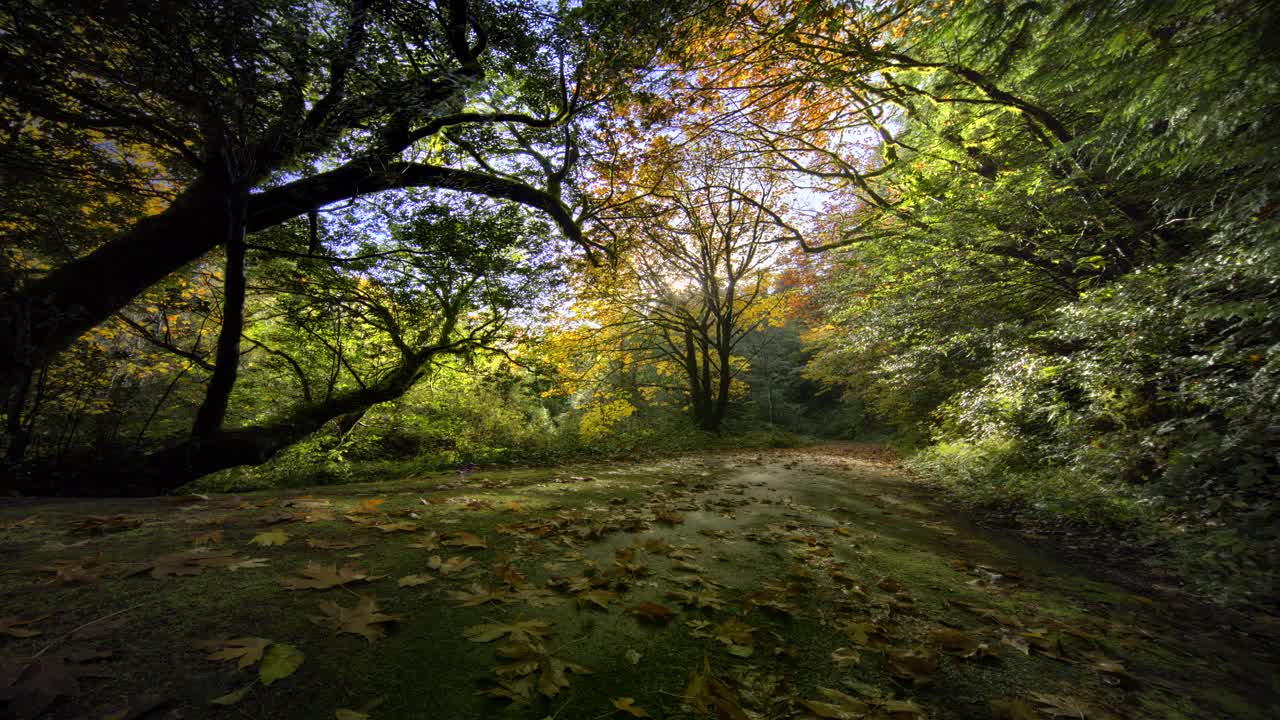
[1,445,1275,719]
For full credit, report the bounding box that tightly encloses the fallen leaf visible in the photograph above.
[612,696,651,717]
[0,515,40,530]
[407,532,441,550]
[437,555,475,575]
[799,687,870,719]
[449,583,512,607]
[227,557,270,571]
[193,637,271,670]
[627,602,677,624]
[335,710,369,720]
[886,649,938,686]
[127,550,238,578]
[306,538,367,551]
[0,650,112,719]
[665,588,725,611]
[250,529,289,547]
[682,659,749,720]
[463,619,552,644]
[39,555,107,585]
[0,614,47,638]
[398,574,433,587]
[577,588,620,610]
[311,595,402,643]
[259,643,304,685]
[374,521,418,533]
[928,627,983,657]
[72,515,143,535]
[443,532,487,549]
[830,647,860,667]
[491,642,591,699]
[278,562,382,590]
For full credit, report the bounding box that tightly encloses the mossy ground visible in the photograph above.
[1,445,1275,719]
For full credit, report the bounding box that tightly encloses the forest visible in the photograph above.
[0,1,1276,719]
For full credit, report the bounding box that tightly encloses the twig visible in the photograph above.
[32,602,145,658]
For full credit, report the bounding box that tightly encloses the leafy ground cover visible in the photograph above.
[1,445,1276,720]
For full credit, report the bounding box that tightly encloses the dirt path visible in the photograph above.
[1,445,1275,719]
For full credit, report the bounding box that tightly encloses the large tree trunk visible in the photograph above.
[0,161,584,402]
[192,188,248,437]
[3,178,231,391]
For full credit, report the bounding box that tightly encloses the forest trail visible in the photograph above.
[1,445,1275,720]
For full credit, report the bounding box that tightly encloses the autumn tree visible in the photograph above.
[0,0,703,488]
[552,149,791,434]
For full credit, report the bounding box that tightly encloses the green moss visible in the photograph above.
[2,447,1274,719]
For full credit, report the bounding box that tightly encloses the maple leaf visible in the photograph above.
[193,637,271,670]
[226,557,270,571]
[0,614,47,638]
[72,515,143,535]
[491,642,591,699]
[714,618,756,657]
[278,562,382,590]
[443,532,487,549]
[449,583,512,607]
[463,619,552,644]
[250,529,289,546]
[665,588,725,611]
[612,697,651,717]
[511,587,561,608]
[0,650,112,720]
[432,555,475,575]
[886,649,938,687]
[842,621,892,649]
[627,602,677,624]
[683,659,749,720]
[744,590,797,617]
[398,574,433,587]
[311,594,402,643]
[799,687,870,719]
[494,562,529,588]
[576,588,620,610]
[127,550,238,578]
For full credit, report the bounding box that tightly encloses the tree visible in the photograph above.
[0,0,695,487]
[551,149,790,434]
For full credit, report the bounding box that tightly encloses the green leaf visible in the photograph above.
[259,643,304,686]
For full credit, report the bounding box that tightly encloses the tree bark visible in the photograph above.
[0,161,585,402]
[192,188,248,437]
